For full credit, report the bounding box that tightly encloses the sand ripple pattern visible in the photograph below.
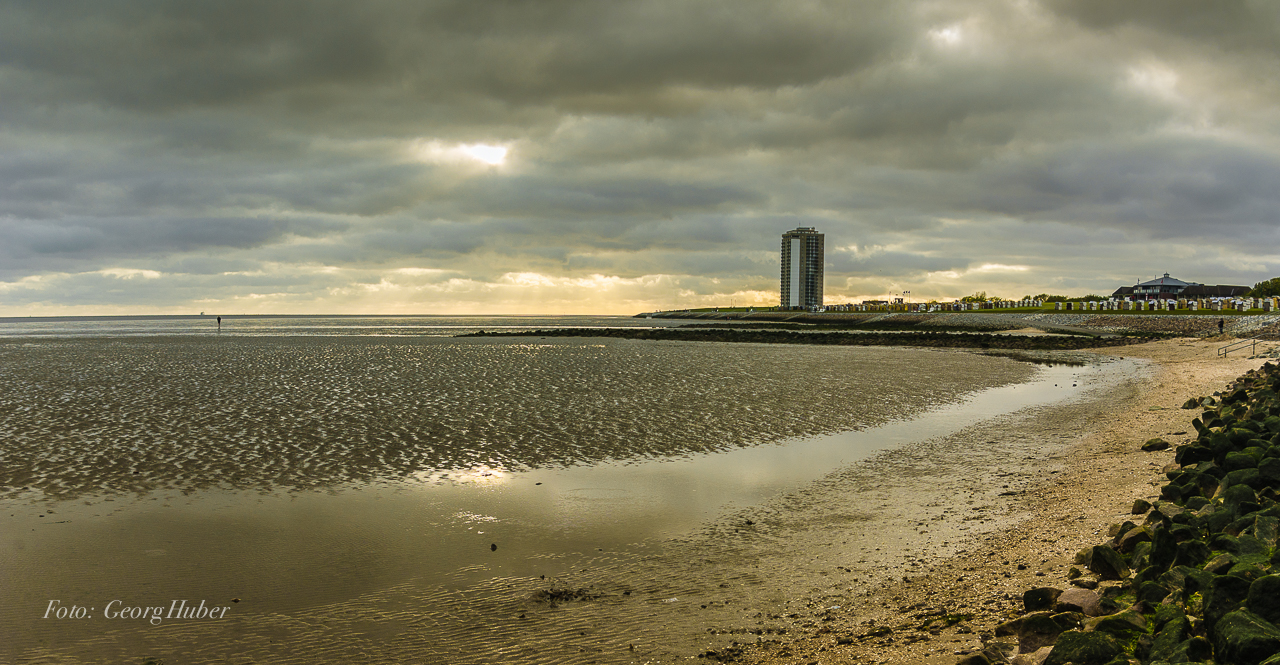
[0,338,1031,499]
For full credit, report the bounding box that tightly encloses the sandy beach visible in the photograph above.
[735,336,1277,665]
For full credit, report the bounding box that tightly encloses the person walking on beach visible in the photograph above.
[1218,318,1224,335]
[217,316,221,330]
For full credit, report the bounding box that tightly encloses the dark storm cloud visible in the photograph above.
[0,0,908,113]
[973,137,1280,241]
[3,0,1280,312]
[1046,0,1280,51]
[446,175,764,219]
[0,216,347,280]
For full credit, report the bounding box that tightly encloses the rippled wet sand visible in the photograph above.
[0,336,1055,663]
[0,337,1029,499]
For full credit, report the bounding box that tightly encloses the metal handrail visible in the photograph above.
[1219,338,1256,357]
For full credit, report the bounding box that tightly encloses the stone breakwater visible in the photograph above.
[466,327,1147,350]
[959,364,1280,665]
[645,311,1280,339]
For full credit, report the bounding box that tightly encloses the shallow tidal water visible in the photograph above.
[0,329,1140,663]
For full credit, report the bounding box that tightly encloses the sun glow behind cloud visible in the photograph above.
[413,140,509,166]
[928,25,963,46]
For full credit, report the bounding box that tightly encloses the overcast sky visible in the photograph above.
[3,0,1279,315]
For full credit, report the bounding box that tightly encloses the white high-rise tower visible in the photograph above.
[780,227,824,309]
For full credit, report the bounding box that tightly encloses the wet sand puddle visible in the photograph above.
[0,337,1142,663]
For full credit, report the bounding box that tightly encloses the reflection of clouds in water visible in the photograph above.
[0,337,1033,500]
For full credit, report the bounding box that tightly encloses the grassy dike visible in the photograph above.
[959,364,1280,665]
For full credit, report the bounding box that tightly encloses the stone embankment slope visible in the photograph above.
[469,327,1145,351]
[952,361,1280,665]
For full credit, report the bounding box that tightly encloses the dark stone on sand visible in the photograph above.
[1215,609,1280,665]
[1042,630,1123,665]
[1086,545,1130,581]
[1132,498,1152,515]
[1108,520,1138,539]
[1184,397,1202,409]
[1176,443,1214,466]
[954,655,992,665]
[1069,577,1099,590]
[1118,526,1151,553]
[1023,588,1062,613]
[994,616,1022,638]
[1143,437,1171,451]
[1016,611,1078,653]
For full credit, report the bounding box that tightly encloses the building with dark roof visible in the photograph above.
[1180,284,1250,298]
[1111,273,1248,300]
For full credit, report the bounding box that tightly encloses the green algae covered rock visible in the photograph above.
[1214,609,1280,665]
[1088,545,1131,581]
[1247,575,1280,626]
[1043,630,1124,665]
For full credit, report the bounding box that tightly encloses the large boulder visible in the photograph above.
[1086,545,1130,581]
[1023,588,1063,613]
[1260,457,1280,483]
[1016,612,1079,653]
[1214,609,1280,665]
[1084,608,1147,641]
[1226,450,1261,471]
[1255,515,1279,548]
[1118,526,1151,553]
[1156,636,1215,663]
[1205,564,1254,625]
[1247,575,1280,626]
[1148,615,1191,662]
[1042,631,1123,665]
